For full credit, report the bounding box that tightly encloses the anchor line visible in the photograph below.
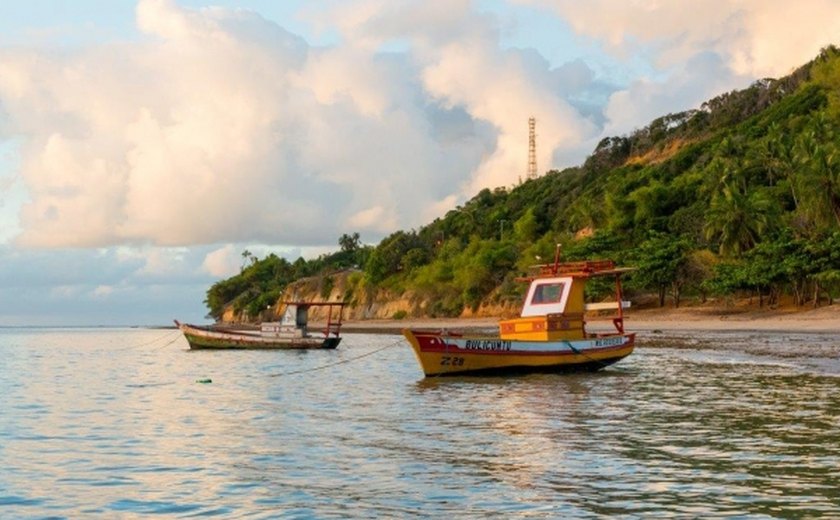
[152,334,185,351]
[112,328,182,351]
[267,338,404,378]
[562,340,613,369]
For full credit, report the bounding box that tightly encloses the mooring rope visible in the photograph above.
[111,328,182,351]
[563,339,613,369]
[266,337,405,378]
[152,333,185,351]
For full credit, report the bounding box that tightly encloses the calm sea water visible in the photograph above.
[1,327,839,518]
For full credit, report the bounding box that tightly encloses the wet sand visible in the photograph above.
[627,305,840,333]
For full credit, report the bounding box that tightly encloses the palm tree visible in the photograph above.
[758,123,798,205]
[794,118,840,231]
[704,180,772,257]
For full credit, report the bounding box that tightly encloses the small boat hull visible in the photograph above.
[177,322,341,350]
[403,329,634,377]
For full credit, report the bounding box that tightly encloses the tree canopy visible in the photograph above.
[207,47,840,320]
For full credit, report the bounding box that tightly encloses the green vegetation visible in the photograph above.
[204,233,371,320]
[207,47,840,320]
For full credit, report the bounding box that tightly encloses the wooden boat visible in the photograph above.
[402,254,634,376]
[176,301,345,350]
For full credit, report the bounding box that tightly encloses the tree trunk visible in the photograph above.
[658,286,666,307]
[792,280,802,306]
[789,182,799,210]
[814,281,821,308]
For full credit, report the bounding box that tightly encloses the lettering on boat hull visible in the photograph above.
[463,339,512,351]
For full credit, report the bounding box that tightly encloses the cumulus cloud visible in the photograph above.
[2,0,839,326]
[201,244,240,278]
[603,52,747,136]
[1,0,440,247]
[528,0,840,78]
[320,0,600,191]
[0,0,608,249]
[134,247,189,277]
[92,285,114,298]
[2,0,839,253]
[420,40,597,191]
[523,0,840,135]
[0,243,244,325]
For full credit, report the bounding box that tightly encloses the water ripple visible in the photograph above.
[1,328,840,517]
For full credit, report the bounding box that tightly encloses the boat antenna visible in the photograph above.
[552,244,561,274]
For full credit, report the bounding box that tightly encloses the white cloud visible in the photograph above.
[522,0,840,136]
[0,0,839,326]
[201,244,240,278]
[135,247,188,276]
[348,205,394,231]
[603,52,746,136]
[0,244,226,325]
[0,0,609,250]
[318,0,601,191]
[92,285,114,298]
[420,40,597,191]
[527,0,840,78]
[0,1,440,248]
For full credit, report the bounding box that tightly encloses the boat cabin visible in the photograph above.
[499,259,631,342]
[260,301,345,339]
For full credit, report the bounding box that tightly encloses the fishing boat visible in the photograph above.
[402,253,634,376]
[176,301,345,350]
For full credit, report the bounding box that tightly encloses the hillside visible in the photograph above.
[208,47,840,323]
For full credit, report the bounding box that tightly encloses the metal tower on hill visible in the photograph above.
[527,117,537,180]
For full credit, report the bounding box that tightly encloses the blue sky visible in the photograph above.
[0,0,838,325]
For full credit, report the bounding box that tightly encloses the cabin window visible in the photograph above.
[530,282,565,305]
[521,276,572,317]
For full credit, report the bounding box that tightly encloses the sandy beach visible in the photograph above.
[341,304,840,334]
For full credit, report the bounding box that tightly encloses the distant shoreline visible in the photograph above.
[341,304,840,335]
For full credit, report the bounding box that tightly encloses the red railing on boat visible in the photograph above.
[537,259,616,276]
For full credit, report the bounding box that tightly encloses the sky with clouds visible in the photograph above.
[0,0,838,325]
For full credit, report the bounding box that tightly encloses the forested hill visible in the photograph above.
[206,46,840,322]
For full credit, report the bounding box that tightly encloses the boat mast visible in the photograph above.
[613,274,625,334]
[551,243,561,275]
